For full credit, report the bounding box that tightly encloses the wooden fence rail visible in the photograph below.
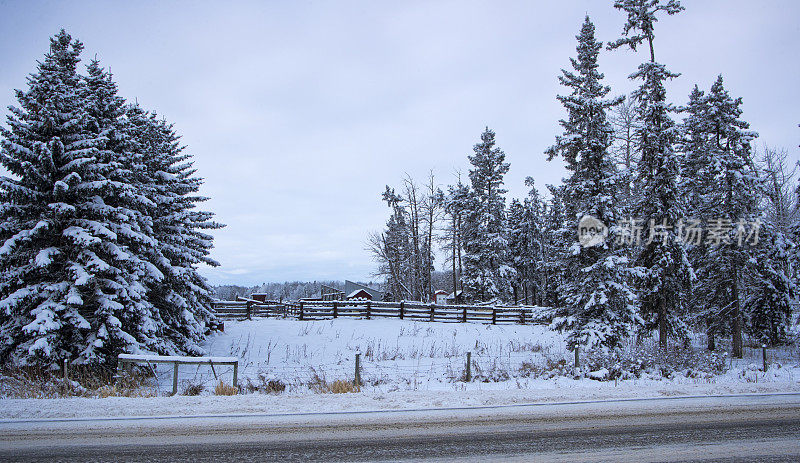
[211,300,547,325]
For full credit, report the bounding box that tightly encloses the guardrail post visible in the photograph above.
[172,362,179,396]
[366,301,371,320]
[299,302,304,321]
[465,352,472,382]
[333,301,338,319]
[399,301,404,320]
[354,353,361,387]
[492,308,497,325]
[762,344,768,372]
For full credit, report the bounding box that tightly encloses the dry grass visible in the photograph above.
[181,381,205,396]
[0,365,154,398]
[308,371,360,394]
[214,380,237,395]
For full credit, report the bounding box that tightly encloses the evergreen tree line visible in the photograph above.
[371,1,798,355]
[0,30,222,367]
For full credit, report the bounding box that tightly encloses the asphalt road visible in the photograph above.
[2,394,799,462]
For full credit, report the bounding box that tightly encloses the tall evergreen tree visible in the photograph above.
[125,105,222,354]
[461,128,514,302]
[697,76,762,356]
[0,30,221,366]
[609,0,692,349]
[546,17,639,350]
[0,31,144,365]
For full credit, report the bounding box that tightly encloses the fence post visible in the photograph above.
[366,301,371,320]
[492,308,497,325]
[462,306,467,323]
[172,362,179,396]
[399,301,404,320]
[333,301,338,319]
[246,301,252,320]
[519,309,526,325]
[762,344,768,372]
[465,352,472,382]
[574,346,580,370]
[299,302,304,321]
[354,353,361,387]
[430,304,435,322]
[233,360,239,389]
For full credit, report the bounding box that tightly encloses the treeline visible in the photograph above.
[0,31,221,367]
[214,279,387,302]
[370,1,798,355]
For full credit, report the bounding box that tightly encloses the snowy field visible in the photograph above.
[2,318,799,420]
[212,318,800,389]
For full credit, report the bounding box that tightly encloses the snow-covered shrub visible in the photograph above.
[517,358,571,379]
[181,382,205,396]
[582,342,728,381]
[244,374,286,394]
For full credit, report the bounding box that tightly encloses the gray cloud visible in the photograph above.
[1,0,797,286]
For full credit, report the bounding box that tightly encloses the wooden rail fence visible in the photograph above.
[211,298,547,325]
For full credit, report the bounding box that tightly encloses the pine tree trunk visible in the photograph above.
[659,297,668,349]
[732,265,743,358]
[707,320,716,351]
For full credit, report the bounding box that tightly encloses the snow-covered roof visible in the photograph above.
[347,289,371,299]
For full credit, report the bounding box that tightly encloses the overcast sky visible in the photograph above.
[1,0,798,286]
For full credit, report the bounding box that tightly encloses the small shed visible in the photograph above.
[346,289,373,300]
[445,290,464,305]
[432,290,449,305]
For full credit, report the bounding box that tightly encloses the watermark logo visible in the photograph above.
[578,215,608,247]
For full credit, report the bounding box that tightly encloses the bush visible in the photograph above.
[308,371,360,393]
[244,374,286,394]
[582,341,728,381]
[182,382,205,396]
[214,381,237,396]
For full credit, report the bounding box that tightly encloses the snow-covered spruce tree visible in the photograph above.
[541,184,570,308]
[744,220,795,346]
[507,199,531,305]
[609,0,692,349]
[677,84,720,348]
[125,105,222,354]
[507,179,549,306]
[545,17,640,350]
[0,31,153,366]
[369,186,413,301]
[698,76,766,355]
[461,128,515,302]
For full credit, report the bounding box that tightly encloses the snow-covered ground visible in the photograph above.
[1,318,798,420]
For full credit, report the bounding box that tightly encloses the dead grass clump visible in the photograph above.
[214,380,237,395]
[182,382,205,396]
[309,370,360,393]
[244,374,287,394]
[0,364,154,398]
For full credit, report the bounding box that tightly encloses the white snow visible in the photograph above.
[2,318,798,420]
